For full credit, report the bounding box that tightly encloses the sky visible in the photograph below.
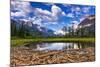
[11,1,95,32]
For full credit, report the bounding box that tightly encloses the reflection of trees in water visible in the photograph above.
[77,43,82,49]
[77,42,94,49]
[63,43,80,49]
[64,43,94,50]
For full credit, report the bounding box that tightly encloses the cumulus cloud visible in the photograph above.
[11,1,67,25]
[35,8,52,16]
[11,1,32,19]
[71,6,81,12]
[51,5,62,16]
[69,6,81,18]
[11,1,31,12]
[31,17,43,26]
[33,5,66,23]
[82,7,90,13]
[43,22,58,25]
[67,13,74,18]
[62,4,71,7]
[11,11,26,17]
[75,7,81,12]
[51,5,67,21]
[62,12,66,16]
[34,8,53,22]
[11,1,95,33]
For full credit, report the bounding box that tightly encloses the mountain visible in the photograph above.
[11,19,55,37]
[78,15,95,28]
[40,27,55,37]
[78,15,95,37]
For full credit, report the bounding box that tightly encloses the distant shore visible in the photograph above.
[11,37,95,46]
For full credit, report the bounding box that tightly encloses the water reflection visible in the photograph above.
[25,42,94,51]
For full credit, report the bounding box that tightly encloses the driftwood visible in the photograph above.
[11,47,95,66]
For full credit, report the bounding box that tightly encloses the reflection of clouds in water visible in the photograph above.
[74,43,80,49]
[48,43,66,50]
[36,43,80,51]
[25,42,94,51]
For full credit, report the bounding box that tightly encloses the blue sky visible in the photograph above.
[11,1,95,31]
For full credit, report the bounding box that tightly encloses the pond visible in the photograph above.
[25,42,95,51]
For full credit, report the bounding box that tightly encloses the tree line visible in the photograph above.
[11,20,95,38]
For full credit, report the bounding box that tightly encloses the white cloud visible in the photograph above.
[32,18,42,26]
[49,22,58,25]
[20,18,30,22]
[35,8,52,16]
[84,14,90,17]
[62,4,71,7]
[11,1,31,18]
[11,12,15,16]
[71,7,75,12]
[71,21,78,30]
[45,3,54,6]
[54,29,66,35]
[27,16,43,26]
[42,15,53,21]
[11,1,67,26]
[72,21,79,24]
[11,11,25,17]
[43,22,58,25]
[67,13,74,18]
[34,5,66,23]
[71,7,81,12]
[79,14,89,22]
[11,1,31,12]
[34,8,51,22]
[82,7,90,13]
[75,7,81,12]
[62,12,66,16]
[67,7,81,18]
[80,18,84,22]
[51,5,62,17]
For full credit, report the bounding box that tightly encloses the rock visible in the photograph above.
[11,47,95,66]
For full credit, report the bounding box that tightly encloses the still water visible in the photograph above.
[25,42,95,51]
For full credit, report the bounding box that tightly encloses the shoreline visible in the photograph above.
[11,38,95,46]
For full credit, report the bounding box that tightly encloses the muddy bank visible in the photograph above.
[11,47,95,66]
